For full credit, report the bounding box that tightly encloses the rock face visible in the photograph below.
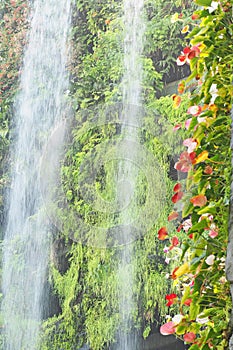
[142,332,185,350]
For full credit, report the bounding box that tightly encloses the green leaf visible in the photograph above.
[181,286,191,305]
[190,301,200,320]
[189,219,208,234]
[194,0,212,6]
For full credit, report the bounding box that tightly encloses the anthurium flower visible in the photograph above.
[172,314,184,325]
[187,105,202,116]
[190,194,207,207]
[209,83,218,104]
[191,13,199,20]
[158,227,168,240]
[209,230,218,238]
[208,1,219,13]
[205,254,215,265]
[165,293,178,306]
[172,191,183,203]
[172,262,189,279]
[172,94,182,108]
[174,151,196,172]
[169,236,179,250]
[196,314,210,324]
[178,81,185,94]
[183,138,197,153]
[183,332,196,343]
[160,321,176,335]
[173,183,182,192]
[184,298,192,306]
[204,165,213,175]
[192,150,208,164]
[168,211,179,221]
[185,118,192,130]
[181,25,189,33]
[173,123,182,131]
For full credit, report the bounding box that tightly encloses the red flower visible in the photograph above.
[160,321,176,335]
[177,45,200,66]
[183,332,196,343]
[190,194,207,207]
[174,151,196,172]
[184,298,192,306]
[169,236,179,251]
[172,191,183,203]
[173,183,182,192]
[158,227,168,240]
[204,165,213,175]
[168,211,179,221]
[191,13,199,20]
[165,293,178,306]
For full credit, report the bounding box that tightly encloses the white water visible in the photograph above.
[1,1,71,349]
[116,0,145,348]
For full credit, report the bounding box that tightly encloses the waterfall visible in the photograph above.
[116,0,145,348]
[1,0,71,349]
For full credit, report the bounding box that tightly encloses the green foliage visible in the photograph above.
[159,1,233,348]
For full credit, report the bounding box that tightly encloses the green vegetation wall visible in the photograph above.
[39,1,194,349]
[5,0,233,350]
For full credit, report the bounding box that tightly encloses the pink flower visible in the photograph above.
[160,321,176,335]
[187,105,202,116]
[209,230,218,238]
[185,118,192,130]
[168,211,179,221]
[183,138,197,153]
[174,151,196,172]
[184,332,196,343]
[182,218,192,233]
[173,123,182,131]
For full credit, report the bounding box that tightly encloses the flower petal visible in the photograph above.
[160,321,176,335]
[158,227,168,240]
[190,194,207,207]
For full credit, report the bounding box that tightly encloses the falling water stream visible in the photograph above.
[1,1,71,349]
[116,0,145,349]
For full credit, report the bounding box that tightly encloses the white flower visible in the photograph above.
[172,314,183,325]
[196,313,209,324]
[209,83,218,104]
[205,254,215,266]
[208,1,219,13]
